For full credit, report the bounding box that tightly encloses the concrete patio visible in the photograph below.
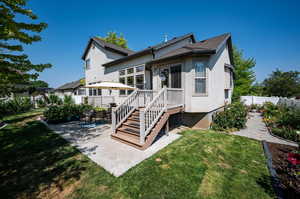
[48,121,181,177]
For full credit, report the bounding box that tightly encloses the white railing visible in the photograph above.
[87,96,115,107]
[140,88,167,144]
[112,90,138,133]
[112,89,157,133]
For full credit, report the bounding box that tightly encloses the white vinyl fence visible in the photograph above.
[241,96,300,108]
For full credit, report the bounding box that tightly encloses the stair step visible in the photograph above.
[123,121,140,128]
[127,116,140,122]
[111,133,143,148]
[118,126,140,135]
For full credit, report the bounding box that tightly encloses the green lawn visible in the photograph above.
[0,110,275,199]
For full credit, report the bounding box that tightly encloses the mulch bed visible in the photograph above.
[267,142,300,198]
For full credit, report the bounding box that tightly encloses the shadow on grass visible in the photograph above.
[0,121,88,199]
[256,174,277,198]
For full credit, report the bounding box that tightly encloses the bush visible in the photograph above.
[271,126,299,142]
[48,94,63,105]
[211,101,248,131]
[44,104,92,123]
[276,107,300,130]
[261,102,279,118]
[0,97,33,119]
[36,98,47,108]
[63,95,75,105]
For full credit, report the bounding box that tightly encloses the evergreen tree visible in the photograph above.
[0,0,51,96]
[232,46,256,101]
[98,31,128,49]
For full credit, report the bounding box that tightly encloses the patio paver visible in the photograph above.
[48,122,181,177]
[232,112,298,147]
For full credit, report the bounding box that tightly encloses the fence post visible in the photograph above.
[112,107,116,134]
[140,110,145,144]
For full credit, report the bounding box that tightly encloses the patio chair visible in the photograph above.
[80,110,95,127]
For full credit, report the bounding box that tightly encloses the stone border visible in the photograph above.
[264,121,298,145]
[262,140,284,199]
[0,123,8,130]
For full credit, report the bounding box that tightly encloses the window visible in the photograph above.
[85,59,90,70]
[230,71,233,88]
[195,62,207,94]
[119,70,125,76]
[127,68,134,74]
[136,65,144,73]
[225,89,229,99]
[78,88,86,95]
[89,88,93,96]
[119,65,145,95]
[136,74,144,89]
[97,89,102,96]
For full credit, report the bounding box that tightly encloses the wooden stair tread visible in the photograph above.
[123,121,140,128]
[118,126,140,135]
[111,133,142,147]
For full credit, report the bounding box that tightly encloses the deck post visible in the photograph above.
[112,107,116,133]
[140,110,145,144]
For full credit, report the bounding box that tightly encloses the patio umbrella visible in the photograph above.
[85,82,135,90]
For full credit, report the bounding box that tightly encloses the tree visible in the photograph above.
[98,31,128,49]
[262,69,300,97]
[232,46,256,101]
[0,0,51,96]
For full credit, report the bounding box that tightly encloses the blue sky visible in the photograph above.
[23,0,300,88]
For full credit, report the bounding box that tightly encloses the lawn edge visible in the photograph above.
[262,140,284,199]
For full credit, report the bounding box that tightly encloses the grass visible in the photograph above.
[0,110,275,199]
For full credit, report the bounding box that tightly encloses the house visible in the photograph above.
[55,79,86,104]
[82,33,234,149]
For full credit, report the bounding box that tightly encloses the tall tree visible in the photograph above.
[98,31,128,49]
[0,0,51,96]
[232,46,256,101]
[262,69,300,97]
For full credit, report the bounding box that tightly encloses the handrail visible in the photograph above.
[140,87,167,144]
[112,89,138,133]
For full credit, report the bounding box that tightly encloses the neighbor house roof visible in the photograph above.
[82,37,134,60]
[56,79,83,91]
[103,33,196,67]
[148,33,233,64]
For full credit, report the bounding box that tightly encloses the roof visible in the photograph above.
[56,79,83,91]
[103,33,196,67]
[82,37,134,60]
[85,82,135,90]
[148,33,233,64]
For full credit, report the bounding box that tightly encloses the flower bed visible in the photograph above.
[267,142,300,198]
[261,102,300,142]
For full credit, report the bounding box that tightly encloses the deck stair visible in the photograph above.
[111,88,184,150]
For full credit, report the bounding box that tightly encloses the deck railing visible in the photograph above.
[87,96,115,107]
[112,89,157,133]
[112,87,184,144]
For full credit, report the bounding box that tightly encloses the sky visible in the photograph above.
[22,0,300,88]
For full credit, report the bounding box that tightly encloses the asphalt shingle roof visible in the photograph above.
[56,79,83,90]
[149,33,231,63]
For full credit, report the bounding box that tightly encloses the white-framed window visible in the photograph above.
[88,88,101,96]
[119,65,145,95]
[85,59,90,70]
[195,62,207,94]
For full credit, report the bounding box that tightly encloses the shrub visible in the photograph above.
[0,97,33,119]
[211,101,248,131]
[36,98,46,108]
[271,126,299,142]
[48,94,63,105]
[93,107,107,112]
[261,102,279,118]
[276,107,300,130]
[63,95,75,105]
[44,104,92,123]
